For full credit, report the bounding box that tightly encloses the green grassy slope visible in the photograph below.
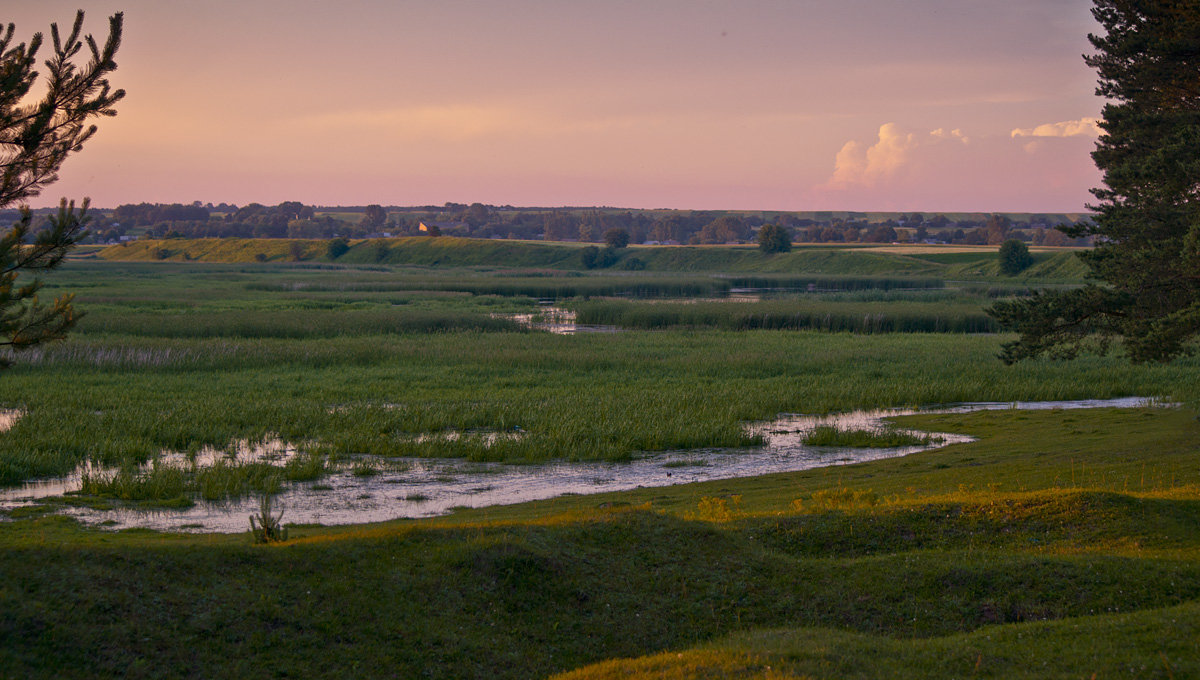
[95,237,1089,281]
[2,409,1199,679]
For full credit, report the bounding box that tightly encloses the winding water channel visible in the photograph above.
[0,397,1165,533]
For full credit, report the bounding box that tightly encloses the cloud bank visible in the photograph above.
[1010,117,1102,138]
[820,123,917,190]
[808,120,1100,211]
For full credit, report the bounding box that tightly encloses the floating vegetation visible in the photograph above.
[78,462,189,504]
[801,425,944,448]
[9,437,313,505]
[393,429,526,446]
[197,461,283,501]
[662,459,711,469]
[350,461,380,477]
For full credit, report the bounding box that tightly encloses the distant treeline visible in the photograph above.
[64,201,1092,247]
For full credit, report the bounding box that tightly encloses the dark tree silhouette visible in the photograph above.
[989,0,1200,363]
[0,11,123,364]
[756,224,792,253]
[998,239,1033,276]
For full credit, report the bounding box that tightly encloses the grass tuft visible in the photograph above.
[801,425,942,448]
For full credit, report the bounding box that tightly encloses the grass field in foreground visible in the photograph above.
[2,258,1196,677]
[2,407,1198,679]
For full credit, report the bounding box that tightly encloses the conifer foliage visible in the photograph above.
[989,0,1200,363]
[0,11,123,364]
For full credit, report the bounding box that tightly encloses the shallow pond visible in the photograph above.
[0,397,1164,533]
[506,306,618,334]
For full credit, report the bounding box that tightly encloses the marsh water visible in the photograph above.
[507,305,618,334]
[0,397,1163,533]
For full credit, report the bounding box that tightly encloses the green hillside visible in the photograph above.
[96,237,1090,282]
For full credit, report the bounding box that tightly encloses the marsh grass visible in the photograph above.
[77,462,189,504]
[197,461,283,501]
[570,298,999,332]
[801,425,943,448]
[76,307,522,338]
[350,460,379,477]
[283,452,326,481]
[1,330,1195,488]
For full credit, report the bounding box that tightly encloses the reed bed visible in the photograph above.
[74,308,523,338]
[570,299,1000,333]
[1,329,1195,487]
[247,276,724,299]
[3,260,1193,490]
[246,274,949,300]
[723,275,944,291]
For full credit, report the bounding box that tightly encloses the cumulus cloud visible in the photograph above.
[930,127,969,144]
[1010,117,1102,138]
[821,123,917,190]
[806,123,1100,211]
[820,123,973,191]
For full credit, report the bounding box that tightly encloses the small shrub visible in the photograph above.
[580,246,620,269]
[998,239,1033,275]
[793,487,879,513]
[372,242,390,262]
[694,495,743,522]
[757,224,792,253]
[603,228,630,249]
[288,241,307,262]
[326,237,350,259]
[249,493,288,543]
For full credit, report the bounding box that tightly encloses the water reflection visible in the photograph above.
[0,409,22,432]
[507,306,618,334]
[0,397,1167,533]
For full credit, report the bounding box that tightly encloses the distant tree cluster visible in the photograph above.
[88,198,1093,250]
[998,239,1034,275]
[756,224,792,253]
[789,214,1087,247]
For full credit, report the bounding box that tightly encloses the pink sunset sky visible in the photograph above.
[13,1,1103,212]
